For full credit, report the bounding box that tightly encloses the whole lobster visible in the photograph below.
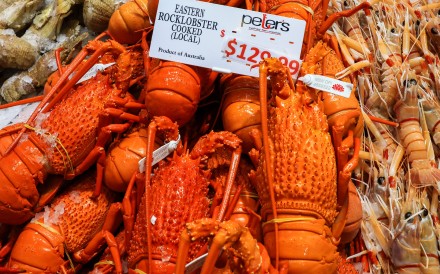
[0,36,146,225]
[108,1,232,128]
[7,170,123,273]
[248,56,359,273]
[124,117,243,273]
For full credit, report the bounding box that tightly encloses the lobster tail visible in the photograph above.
[0,124,47,225]
[145,61,202,127]
[262,216,339,273]
[221,74,261,153]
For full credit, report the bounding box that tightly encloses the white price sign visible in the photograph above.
[149,0,306,77]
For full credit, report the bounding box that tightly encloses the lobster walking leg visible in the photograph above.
[74,203,123,273]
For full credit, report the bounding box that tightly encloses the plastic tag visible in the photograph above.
[185,253,208,274]
[73,63,116,84]
[150,215,157,225]
[299,74,353,98]
[138,135,181,173]
[149,0,305,78]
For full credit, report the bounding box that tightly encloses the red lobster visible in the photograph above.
[123,116,243,273]
[0,36,146,225]
[248,55,360,273]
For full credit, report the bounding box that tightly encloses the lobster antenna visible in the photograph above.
[216,146,242,222]
[259,61,280,269]
[144,120,158,274]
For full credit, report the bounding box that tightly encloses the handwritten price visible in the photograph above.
[224,38,300,75]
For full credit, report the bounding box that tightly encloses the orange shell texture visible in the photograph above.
[145,62,201,127]
[108,1,151,44]
[250,81,338,224]
[221,75,261,154]
[104,126,149,192]
[40,73,113,175]
[0,124,44,224]
[128,154,210,269]
[9,172,117,272]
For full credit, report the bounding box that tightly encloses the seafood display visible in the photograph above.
[2,0,440,273]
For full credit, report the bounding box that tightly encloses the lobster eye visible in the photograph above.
[416,20,420,26]
[437,10,440,16]
[377,176,385,185]
[343,0,348,6]
[410,79,417,85]
[391,28,396,33]
[423,208,429,217]
[432,27,439,35]
[405,212,412,220]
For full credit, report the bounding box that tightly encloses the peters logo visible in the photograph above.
[332,84,344,92]
[241,13,290,32]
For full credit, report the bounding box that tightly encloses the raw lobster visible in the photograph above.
[248,57,356,273]
[7,170,123,273]
[0,37,146,225]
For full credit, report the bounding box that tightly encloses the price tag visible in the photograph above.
[150,0,305,78]
[299,74,353,98]
[222,37,301,76]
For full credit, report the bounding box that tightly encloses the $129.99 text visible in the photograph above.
[224,39,300,75]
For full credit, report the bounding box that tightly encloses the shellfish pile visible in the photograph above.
[0,0,440,273]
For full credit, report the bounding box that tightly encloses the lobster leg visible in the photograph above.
[73,202,123,273]
[68,122,131,195]
[0,267,25,273]
[0,124,24,140]
[121,171,143,252]
[34,175,65,212]
[0,227,19,261]
[215,145,242,222]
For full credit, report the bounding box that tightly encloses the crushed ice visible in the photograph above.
[31,201,65,226]
[69,190,82,204]
[159,246,171,262]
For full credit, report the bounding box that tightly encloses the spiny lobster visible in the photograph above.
[0,35,146,225]
[7,170,123,273]
[122,116,243,273]
[248,55,359,273]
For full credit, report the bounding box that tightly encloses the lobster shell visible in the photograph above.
[249,57,339,273]
[145,61,203,127]
[221,74,261,153]
[108,0,151,44]
[8,171,119,272]
[127,154,211,272]
[104,125,150,192]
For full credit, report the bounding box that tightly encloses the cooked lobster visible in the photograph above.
[0,37,146,225]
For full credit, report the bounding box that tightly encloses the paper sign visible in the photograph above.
[149,0,306,78]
